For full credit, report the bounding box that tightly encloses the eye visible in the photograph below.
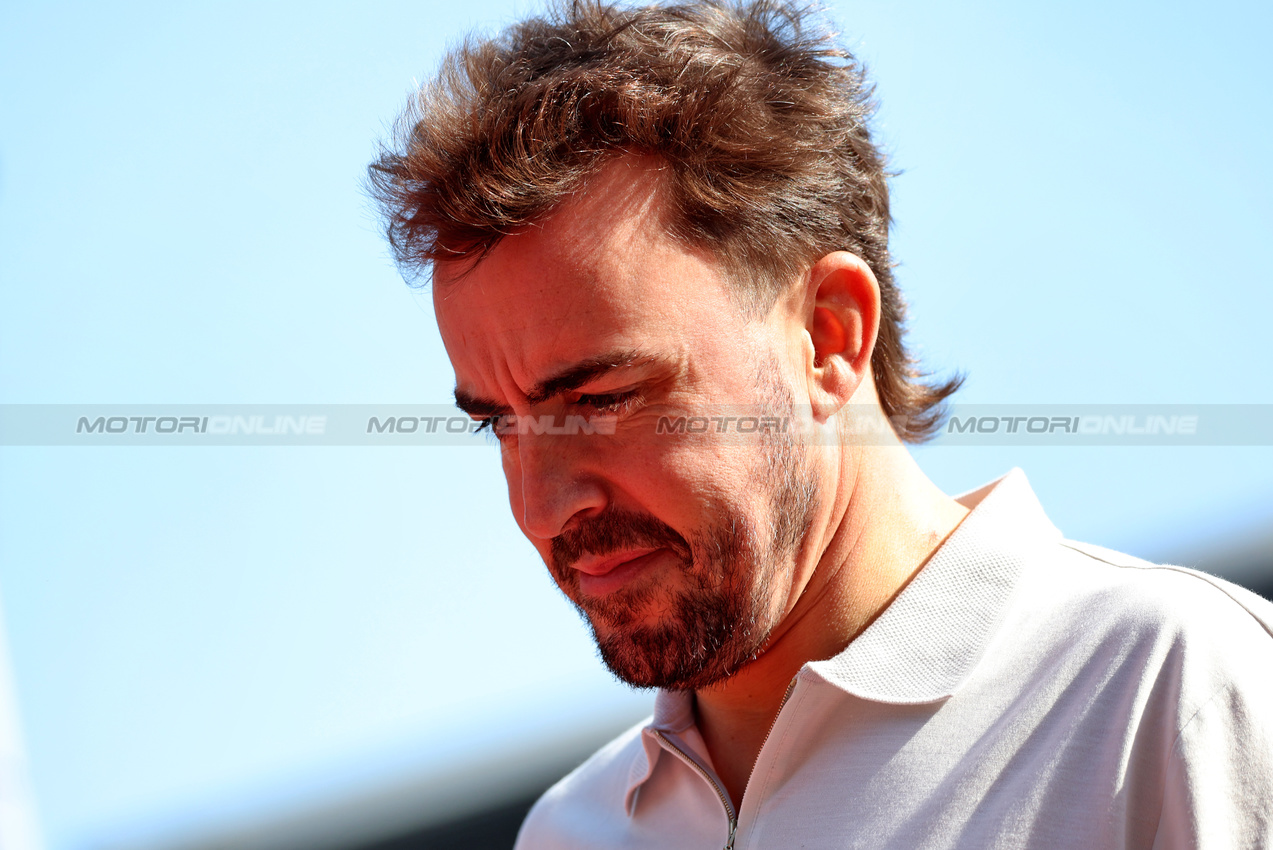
[568,390,642,413]
[473,415,513,445]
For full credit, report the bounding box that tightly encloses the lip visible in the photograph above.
[575,548,665,596]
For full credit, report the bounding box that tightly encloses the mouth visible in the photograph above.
[573,548,666,596]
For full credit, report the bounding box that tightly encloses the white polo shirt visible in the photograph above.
[515,469,1273,849]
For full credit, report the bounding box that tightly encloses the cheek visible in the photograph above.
[665,446,771,522]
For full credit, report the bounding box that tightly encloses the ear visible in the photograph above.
[804,251,880,422]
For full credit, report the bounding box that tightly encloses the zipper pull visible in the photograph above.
[723,815,737,850]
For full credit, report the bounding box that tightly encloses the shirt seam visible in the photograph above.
[1058,541,1273,639]
[1149,682,1236,848]
[1170,681,1233,758]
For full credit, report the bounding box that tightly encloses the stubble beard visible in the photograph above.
[548,378,820,692]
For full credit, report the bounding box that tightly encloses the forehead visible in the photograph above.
[431,159,739,398]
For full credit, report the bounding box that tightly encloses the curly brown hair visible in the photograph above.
[368,0,960,441]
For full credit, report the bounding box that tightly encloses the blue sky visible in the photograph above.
[1,2,1270,848]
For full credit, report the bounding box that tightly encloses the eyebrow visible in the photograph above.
[453,349,652,417]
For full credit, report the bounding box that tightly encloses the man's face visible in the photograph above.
[433,160,820,691]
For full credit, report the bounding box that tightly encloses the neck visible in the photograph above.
[691,419,969,808]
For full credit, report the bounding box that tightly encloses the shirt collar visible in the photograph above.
[626,689,697,814]
[807,467,1060,703]
[626,468,1060,810]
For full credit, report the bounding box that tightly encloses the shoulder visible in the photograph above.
[1048,543,1273,844]
[1052,538,1273,638]
[995,536,1273,698]
[514,716,650,850]
[1013,538,1273,712]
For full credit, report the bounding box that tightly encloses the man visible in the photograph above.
[369,1,1273,846]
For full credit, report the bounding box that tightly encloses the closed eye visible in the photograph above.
[470,391,641,445]
[472,415,507,444]
[568,390,642,413]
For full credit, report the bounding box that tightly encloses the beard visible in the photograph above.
[547,371,820,691]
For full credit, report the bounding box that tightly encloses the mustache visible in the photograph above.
[551,509,692,571]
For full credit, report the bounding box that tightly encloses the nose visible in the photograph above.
[511,430,607,541]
